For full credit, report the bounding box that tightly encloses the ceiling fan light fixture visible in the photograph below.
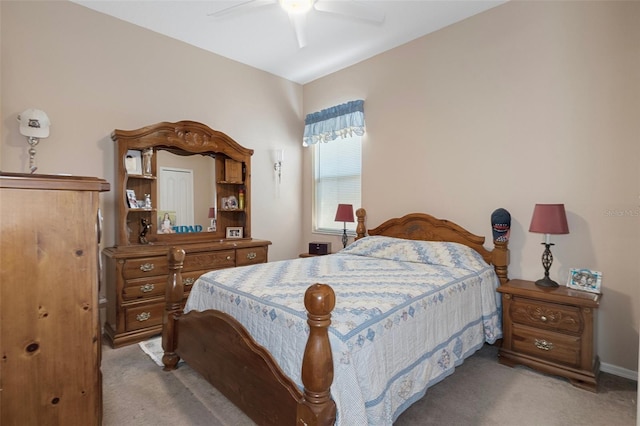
[279,0,313,15]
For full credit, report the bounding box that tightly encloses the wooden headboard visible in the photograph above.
[354,208,509,284]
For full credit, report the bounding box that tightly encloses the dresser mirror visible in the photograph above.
[155,149,216,234]
[112,121,253,246]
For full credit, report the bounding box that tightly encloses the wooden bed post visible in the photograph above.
[355,207,366,240]
[297,284,337,426]
[162,246,185,370]
[492,240,509,285]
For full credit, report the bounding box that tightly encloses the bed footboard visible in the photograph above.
[162,247,336,426]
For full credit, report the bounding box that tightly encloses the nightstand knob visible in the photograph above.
[136,312,151,322]
[534,339,554,351]
[540,315,547,322]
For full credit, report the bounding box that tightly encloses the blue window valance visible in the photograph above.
[303,100,365,146]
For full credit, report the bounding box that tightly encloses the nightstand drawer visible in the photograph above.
[512,324,581,367]
[510,297,582,334]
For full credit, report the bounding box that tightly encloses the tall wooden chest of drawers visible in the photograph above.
[103,239,270,347]
[497,279,601,391]
[0,173,109,425]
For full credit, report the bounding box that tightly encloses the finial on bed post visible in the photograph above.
[162,246,185,370]
[298,284,337,426]
[355,208,366,240]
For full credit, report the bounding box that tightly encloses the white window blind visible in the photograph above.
[313,135,361,233]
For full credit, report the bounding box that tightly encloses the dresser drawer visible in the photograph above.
[123,270,202,301]
[510,297,582,334]
[122,256,168,279]
[184,250,235,271]
[125,302,164,332]
[512,324,581,367]
[123,276,166,300]
[236,246,267,266]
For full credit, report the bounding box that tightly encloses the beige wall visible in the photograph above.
[1,1,304,263]
[2,1,638,374]
[303,1,640,373]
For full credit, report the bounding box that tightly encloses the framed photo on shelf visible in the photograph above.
[126,189,138,208]
[125,150,142,175]
[221,195,238,210]
[157,210,176,234]
[567,268,602,294]
[226,226,243,239]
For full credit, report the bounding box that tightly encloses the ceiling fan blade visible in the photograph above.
[207,0,276,18]
[314,0,385,24]
[289,13,307,48]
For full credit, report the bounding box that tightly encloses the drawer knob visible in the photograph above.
[136,312,151,322]
[140,283,155,293]
[246,252,257,260]
[534,339,554,351]
[139,263,155,272]
[226,255,232,260]
[184,277,195,286]
[540,315,547,322]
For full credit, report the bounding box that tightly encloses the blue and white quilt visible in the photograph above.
[185,236,502,425]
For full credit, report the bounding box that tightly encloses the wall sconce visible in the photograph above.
[273,149,284,183]
[17,108,51,174]
[529,203,570,287]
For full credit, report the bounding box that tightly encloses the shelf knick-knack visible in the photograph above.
[142,148,153,176]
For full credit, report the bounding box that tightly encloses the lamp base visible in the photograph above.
[535,277,560,288]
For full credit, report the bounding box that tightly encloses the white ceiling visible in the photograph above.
[72,1,506,84]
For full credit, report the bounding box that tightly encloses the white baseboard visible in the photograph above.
[601,361,638,381]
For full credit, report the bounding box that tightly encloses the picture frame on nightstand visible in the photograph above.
[567,268,602,294]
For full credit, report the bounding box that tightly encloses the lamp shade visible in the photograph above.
[334,204,354,223]
[529,204,569,235]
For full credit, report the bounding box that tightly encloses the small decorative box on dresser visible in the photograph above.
[0,173,110,425]
[497,279,601,391]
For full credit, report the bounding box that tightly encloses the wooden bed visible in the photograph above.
[162,208,509,425]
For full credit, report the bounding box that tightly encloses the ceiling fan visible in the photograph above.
[208,0,386,48]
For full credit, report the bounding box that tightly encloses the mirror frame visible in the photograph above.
[112,121,253,246]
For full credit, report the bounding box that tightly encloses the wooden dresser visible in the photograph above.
[0,173,109,425]
[497,279,601,391]
[103,121,271,347]
[103,239,270,347]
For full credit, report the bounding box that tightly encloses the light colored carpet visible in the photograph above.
[102,337,637,425]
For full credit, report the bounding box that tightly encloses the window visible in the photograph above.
[313,135,361,233]
[304,99,365,234]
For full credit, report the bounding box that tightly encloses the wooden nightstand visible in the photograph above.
[497,279,601,392]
